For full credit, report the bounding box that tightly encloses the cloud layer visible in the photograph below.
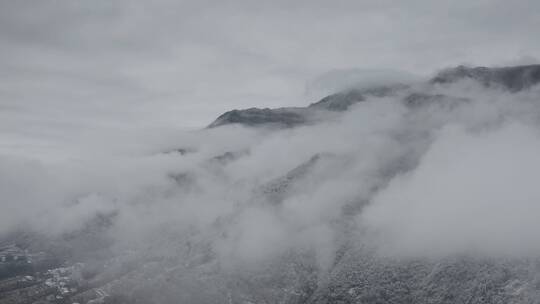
[2,72,540,266]
[2,1,540,267]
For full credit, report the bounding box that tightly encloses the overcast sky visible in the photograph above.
[1,0,539,149]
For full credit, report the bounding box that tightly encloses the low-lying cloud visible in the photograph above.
[361,121,540,257]
[2,77,540,271]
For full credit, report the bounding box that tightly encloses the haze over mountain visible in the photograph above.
[2,64,540,303]
[2,1,540,303]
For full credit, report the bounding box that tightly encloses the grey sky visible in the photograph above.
[1,0,539,133]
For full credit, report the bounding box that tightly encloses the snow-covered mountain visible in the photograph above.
[2,64,540,304]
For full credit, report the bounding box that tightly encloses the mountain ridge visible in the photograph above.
[208,64,540,128]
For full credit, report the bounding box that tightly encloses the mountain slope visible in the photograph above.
[2,64,540,304]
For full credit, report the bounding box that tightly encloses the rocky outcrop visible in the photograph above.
[431,64,540,91]
[207,107,311,128]
[208,64,540,129]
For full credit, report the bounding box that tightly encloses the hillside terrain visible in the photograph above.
[2,64,540,304]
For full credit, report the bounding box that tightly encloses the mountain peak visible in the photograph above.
[430,64,540,91]
[208,64,540,129]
